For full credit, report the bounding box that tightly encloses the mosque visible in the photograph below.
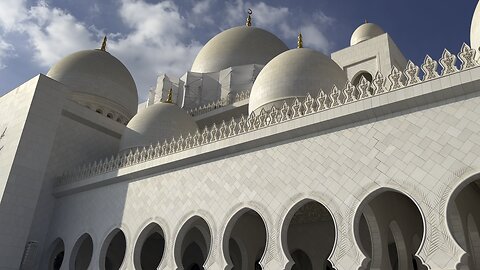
[1,3,480,270]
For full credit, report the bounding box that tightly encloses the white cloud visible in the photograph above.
[0,0,27,32]
[25,3,97,66]
[223,0,333,52]
[0,0,202,99]
[0,39,14,69]
[192,0,213,15]
[0,0,335,98]
[301,24,331,53]
[248,2,289,28]
[110,0,202,97]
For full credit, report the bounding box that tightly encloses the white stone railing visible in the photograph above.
[187,90,250,117]
[56,43,479,186]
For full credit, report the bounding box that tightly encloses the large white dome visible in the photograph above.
[471,2,480,51]
[47,49,138,119]
[191,26,288,73]
[350,22,385,46]
[119,102,199,152]
[249,48,347,114]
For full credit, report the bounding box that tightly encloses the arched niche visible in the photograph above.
[447,177,480,269]
[48,238,65,270]
[281,199,336,270]
[99,228,127,270]
[354,189,427,270]
[133,223,166,270]
[223,208,267,270]
[70,233,93,270]
[174,216,211,270]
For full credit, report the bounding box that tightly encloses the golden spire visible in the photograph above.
[297,32,303,48]
[164,88,173,103]
[100,35,107,51]
[246,9,252,27]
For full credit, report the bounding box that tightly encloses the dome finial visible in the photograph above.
[297,32,303,48]
[364,19,368,24]
[100,35,107,51]
[164,88,173,103]
[246,9,253,27]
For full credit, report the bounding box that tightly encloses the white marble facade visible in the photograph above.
[1,5,480,270]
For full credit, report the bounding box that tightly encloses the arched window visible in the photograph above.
[282,200,336,269]
[48,238,65,270]
[447,178,480,269]
[100,228,127,270]
[133,223,165,270]
[70,233,93,270]
[354,189,427,270]
[174,216,211,270]
[223,208,267,269]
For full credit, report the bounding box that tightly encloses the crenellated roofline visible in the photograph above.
[55,43,480,192]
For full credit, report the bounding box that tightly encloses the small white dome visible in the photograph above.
[119,103,198,152]
[191,26,288,73]
[350,22,385,46]
[47,49,138,118]
[249,48,347,114]
[471,2,480,51]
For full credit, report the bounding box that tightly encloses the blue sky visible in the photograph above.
[0,0,477,100]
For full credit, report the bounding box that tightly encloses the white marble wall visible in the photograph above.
[46,85,480,270]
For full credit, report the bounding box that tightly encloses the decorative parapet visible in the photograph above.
[57,43,479,186]
[187,90,251,117]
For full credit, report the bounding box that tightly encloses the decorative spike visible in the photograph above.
[439,49,459,75]
[291,98,302,118]
[388,66,405,90]
[458,43,478,70]
[304,93,314,114]
[329,85,341,107]
[404,60,421,86]
[269,105,279,124]
[357,76,372,99]
[316,90,328,111]
[343,81,356,103]
[228,117,237,137]
[421,55,439,81]
[280,101,290,121]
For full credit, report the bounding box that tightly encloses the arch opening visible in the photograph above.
[354,189,427,270]
[134,223,166,270]
[48,238,65,270]
[223,208,267,270]
[447,178,480,270]
[100,228,127,270]
[175,216,211,270]
[70,233,93,270]
[282,200,336,270]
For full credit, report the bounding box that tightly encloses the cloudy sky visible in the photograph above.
[0,0,476,100]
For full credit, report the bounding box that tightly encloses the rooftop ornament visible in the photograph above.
[297,32,303,48]
[246,9,253,27]
[100,35,107,51]
[163,88,174,104]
